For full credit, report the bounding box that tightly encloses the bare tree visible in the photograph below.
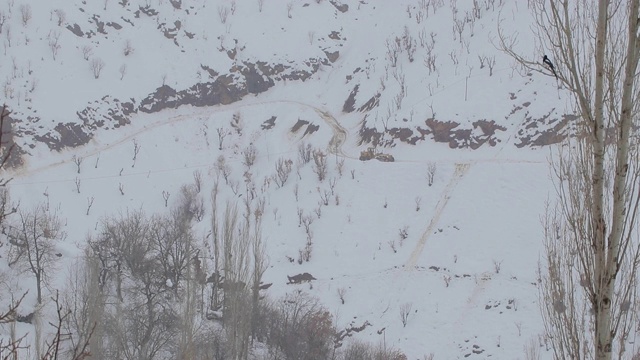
[5,204,65,304]
[119,63,127,80]
[216,127,228,150]
[48,30,61,60]
[221,202,252,360]
[81,45,92,61]
[19,4,31,26]
[312,149,327,182]
[274,157,293,188]
[122,39,133,56]
[286,2,293,18]
[217,5,229,24]
[90,58,105,79]
[399,302,412,327]
[500,1,640,359]
[54,9,66,26]
[62,250,103,359]
[89,210,178,359]
[73,154,83,173]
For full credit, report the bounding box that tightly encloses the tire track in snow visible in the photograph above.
[405,163,471,269]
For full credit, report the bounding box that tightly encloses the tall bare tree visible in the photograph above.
[501,1,640,359]
[5,204,65,304]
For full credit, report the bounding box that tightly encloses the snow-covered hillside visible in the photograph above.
[0,0,575,359]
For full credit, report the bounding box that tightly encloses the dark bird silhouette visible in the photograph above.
[543,55,558,79]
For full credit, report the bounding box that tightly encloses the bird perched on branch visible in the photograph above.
[543,55,558,79]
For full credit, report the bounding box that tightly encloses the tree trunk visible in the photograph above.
[592,0,611,357]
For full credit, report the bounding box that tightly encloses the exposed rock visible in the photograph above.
[287,273,316,284]
[343,84,359,113]
[106,21,122,30]
[34,122,92,151]
[324,50,339,63]
[66,23,85,37]
[261,116,276,130]
[330,1,349,13]
[515,113,574,147]
[358,93,380,112]
[138,5,159,16]
[92,14,106,34]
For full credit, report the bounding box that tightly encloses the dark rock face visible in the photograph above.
[358,116,508,149]
[515,112,575,147]
[261,116,277,130]
[329,1,349,13]
[324,50,340,63]
[343,85,359,113]
[34,122,92,151]
[66,23,84,37]
[424,118,506,149]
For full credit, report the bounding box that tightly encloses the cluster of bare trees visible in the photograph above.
[501,0,640,359]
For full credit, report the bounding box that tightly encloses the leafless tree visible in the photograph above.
[216,127,228,150]
[90,58,105,79]
[242,144,257,169]
[123,39,133,56]
[286,2,293,18]
[399,302,412,327]
[500,1,640,359]
[131,138,140,167]
[48,30,61,60]
[73,154,83,173]
[257,0,264,12]
[119,63,127,80]
[312,149,327,182]
[89,210,178,359]
[221,202,251,360]
[5,204,65,304]
[427,162,436,186]
[54,9,66,26]
[274,157,293,188]
[0,12,6,34]
[298,142,312,164]
[86,196,94,215]
[337,287,346,305]
[193,169,202,193]
[385,37,401,67]
[162,190,170,207]
[19,4,31,26]
[149,209,197,296]
[62,250,104,359]
[217,5,229,24]
[81,45,92,61]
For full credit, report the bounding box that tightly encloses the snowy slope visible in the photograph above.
[0,0,574,359]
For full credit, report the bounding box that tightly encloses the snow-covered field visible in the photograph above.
[0,0,573,358]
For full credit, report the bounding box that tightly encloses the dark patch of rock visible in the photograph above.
[35,122,91,151]
[330,1,349,13]
[66,23,84,37]
[324,50,339,63]
[343,84,359,113]
[358,93,380,112]
[261,116,276,130]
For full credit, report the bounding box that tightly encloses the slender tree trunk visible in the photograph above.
[592,1,611,358]
[35,271,42,304]
[597,1,640,359]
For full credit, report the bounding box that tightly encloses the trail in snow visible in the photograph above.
[11,99,345,180]
[405,162,471,269]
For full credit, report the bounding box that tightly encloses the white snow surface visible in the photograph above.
[0,0,578,358]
